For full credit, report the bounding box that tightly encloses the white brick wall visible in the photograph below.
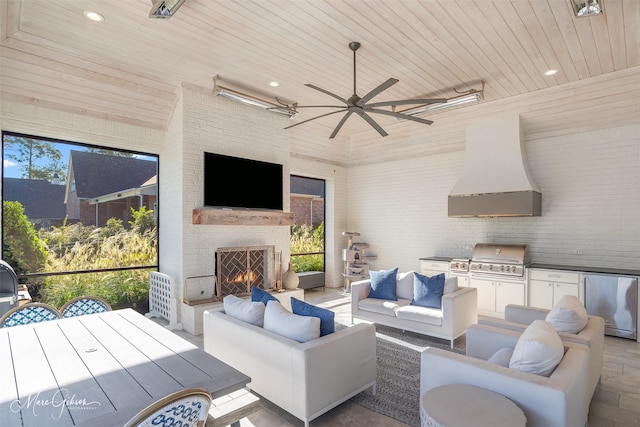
[347,123,640,272]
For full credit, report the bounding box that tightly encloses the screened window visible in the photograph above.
[289,175,325,273]
[2,132,158,309]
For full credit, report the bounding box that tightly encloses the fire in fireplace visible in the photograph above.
[216,245,275,298]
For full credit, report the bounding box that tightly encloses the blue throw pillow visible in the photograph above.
[368,268,398,301]
[412,272,445,308]
[251,286,278,306]
[291,297,335,336]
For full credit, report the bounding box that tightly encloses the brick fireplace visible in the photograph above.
[216,245,276,297]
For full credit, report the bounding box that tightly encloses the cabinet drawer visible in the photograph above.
[529,269,580,284]
[420,260,450,273]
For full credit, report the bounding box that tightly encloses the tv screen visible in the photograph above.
[204,152,283,211]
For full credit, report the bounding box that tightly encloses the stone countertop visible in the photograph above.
[419,256,453,262]
[529,263,640,277]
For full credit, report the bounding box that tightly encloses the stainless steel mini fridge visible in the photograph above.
[584,273,638,340]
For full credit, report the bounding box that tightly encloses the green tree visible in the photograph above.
[129,206,156,236]
[290,221,324,272]
[2,201,47,274]
[3,135,67,182]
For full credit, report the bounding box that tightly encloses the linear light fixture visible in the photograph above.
[149,0,187,18]
[569,0,603,17]
[399,85,484,116]
[213,77,297,118]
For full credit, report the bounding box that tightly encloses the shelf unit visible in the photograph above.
[342,232,376,292]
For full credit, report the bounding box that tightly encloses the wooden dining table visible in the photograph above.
[0,308,250,427]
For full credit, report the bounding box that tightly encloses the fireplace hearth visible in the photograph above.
[216,245,276,298]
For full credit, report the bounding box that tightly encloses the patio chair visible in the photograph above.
[0,302,61,328]
[60,295,112,318]
[123,388,212,427]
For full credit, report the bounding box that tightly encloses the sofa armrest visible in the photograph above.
[504,304,549,324]
[440,286,477,337]
[465,323,522,359]
[291,323,377,417]
[351,280,371,322]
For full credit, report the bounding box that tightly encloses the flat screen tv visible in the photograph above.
[204,152,283,211]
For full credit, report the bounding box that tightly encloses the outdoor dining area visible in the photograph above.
[0,299,256,427]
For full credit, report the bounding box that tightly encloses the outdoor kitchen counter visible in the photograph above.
[530,263,640,277]
[419,256,453,262]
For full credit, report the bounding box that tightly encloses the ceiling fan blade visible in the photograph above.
[354,110,388,137]
[284,109,347,130]
[366,108,434,125]
[329,111,355,139]
[305,84,349,105]
[357,78,399,106]
[365,98,447,108]
[293,105,347,109]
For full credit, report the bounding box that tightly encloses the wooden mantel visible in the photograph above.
[192,207,294,226]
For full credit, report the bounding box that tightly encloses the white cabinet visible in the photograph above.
[420,260,450,278]
[470,278,526,318]
[529,269,580,310]
[452,274,470,287]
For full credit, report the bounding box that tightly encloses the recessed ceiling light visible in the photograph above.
[269,81,279,87]
[84,11,104,22]
[545,69,557,76]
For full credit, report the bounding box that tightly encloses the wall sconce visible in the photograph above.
[213,76,297,118]
[149,0,187,18]
[569,0,603,17]
[399,83,484,116]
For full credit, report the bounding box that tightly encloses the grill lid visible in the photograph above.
[470,243,530,277]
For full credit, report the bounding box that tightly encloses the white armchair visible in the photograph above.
[479,303,604,398]
[420,323,592,427]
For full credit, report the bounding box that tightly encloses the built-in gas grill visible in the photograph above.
[469,243,530,278]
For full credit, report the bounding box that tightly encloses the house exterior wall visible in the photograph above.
[291,195,325,227]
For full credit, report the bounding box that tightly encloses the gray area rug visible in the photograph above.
[349,324,464,427]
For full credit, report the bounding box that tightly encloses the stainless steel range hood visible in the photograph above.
[448,115,541,217]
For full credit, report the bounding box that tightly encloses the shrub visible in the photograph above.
[2,201,47,275]
[290,221,324,272]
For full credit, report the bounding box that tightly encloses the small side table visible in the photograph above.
[420,384,526,427]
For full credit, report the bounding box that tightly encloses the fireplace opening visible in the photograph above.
[216,245,275,298]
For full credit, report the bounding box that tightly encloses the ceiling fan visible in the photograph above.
[284,42,446,139]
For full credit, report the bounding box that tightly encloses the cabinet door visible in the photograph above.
[470,279,496,312]
[553,283,579,306]
[529,279,554,310]
[496,281,525,314]
[455,275,470,287]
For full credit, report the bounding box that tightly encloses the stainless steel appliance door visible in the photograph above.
[584,274,638,339]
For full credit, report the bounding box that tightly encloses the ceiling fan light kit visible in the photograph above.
[213,76,297,118]
[285,41,448,139]
[149,0,188,18]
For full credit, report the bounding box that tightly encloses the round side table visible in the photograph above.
[420,384,526,427]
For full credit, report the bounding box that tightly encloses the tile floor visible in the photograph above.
[172,288,640,426]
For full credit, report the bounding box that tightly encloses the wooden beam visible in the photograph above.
[192,207,294,226]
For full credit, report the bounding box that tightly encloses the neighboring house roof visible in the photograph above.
[4,178,66,219]
[291,176,325,198]
[69,151,157,199]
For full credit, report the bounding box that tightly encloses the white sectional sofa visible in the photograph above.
[203,307,377,427]
[351,272,477,347]
[421,323,592,427]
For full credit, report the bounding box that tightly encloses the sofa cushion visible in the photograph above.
[291,297,335,336]
[263,300,320,343]
[396,271,415,300]
[487,347,514,367]
[368,268,398,300]
[395,305,443,326]
[443,277,458,295]
[251,286,278,306]
[223,294,266,327]
[411,272,445,308]
[545,295,589,334]
[358,297,409,316]
[509,319,564,376]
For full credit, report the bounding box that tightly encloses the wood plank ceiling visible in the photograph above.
[0,0,638,138]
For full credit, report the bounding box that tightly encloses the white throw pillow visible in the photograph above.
[545,295,589,334]
[396,271,415,300]
[443,276,458,295]
[509,319,564,376]
[487,347,514,367]
[223,294,265,327]
[263,300,320,343]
